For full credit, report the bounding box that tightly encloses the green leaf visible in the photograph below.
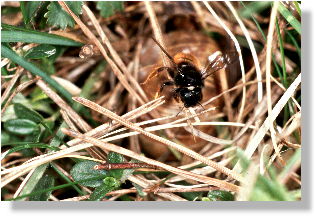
[37,57,56,75]
[50,163,84,196]
[1,24,83,46]
[4,143,59,157]
[1,105,17,122]
[250,188,276,201]
[286,30,301,59]
[89,177,120,201]
[180,191,203,201]
[239,1,272,18]
[45,1,83,30]
[4,119,40,136]
[249,167,296,201]
[1,45,73,103]
[278,2,301,34]
[96,1,124,18]
[235,148,251,172]
[29,175,55,201]
[20,1,45,26]
[278,149,301,182]
[103,176,120,188]
[1,6,20,15]
[293,2,301,17]
[1,131,11,145]
[120,167,134,183]
[30,87,49,102]
[31,101,55,115]
[132,183,147,197]
[201,197,211,201]
[70,161,109,188]
[24,126,42,143]
[207,190,234,201]
[24,44,56,59]
[16,123,68,201]
[14,103,44,124]
[107,152,124,180]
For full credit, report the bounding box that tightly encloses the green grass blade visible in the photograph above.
[1,23,83,46]
[50,163,85,196]
[239,1,272,19]
[4,143,59,157]
[293,2,301,17]
[9,175,109,201]
[16,122,68,200]
[275,19,288,87]
[1,30,83,46]
[1,45,73,103]
[239,1,267,41]
[277,3,301,34]
[278,149,301,182]
[286,30,301,59]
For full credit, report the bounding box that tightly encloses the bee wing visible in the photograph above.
[201,51,239,80]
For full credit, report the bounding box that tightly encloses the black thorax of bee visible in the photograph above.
[150,36,233,108]
[163,62,204,108]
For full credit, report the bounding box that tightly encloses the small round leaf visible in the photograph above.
[4,119,39,136]
[70,161,108,188]
[207,190,234,201]
[14,103,43,124]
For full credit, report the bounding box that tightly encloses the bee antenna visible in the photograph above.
[176,106,185,117]
[151,36,178,67]
[197,102,205,111]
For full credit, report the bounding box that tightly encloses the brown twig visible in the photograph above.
[62,127,241,192]
[72,96,244,183]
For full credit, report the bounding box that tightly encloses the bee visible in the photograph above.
[139,31,236,160]
[149,37,236,109]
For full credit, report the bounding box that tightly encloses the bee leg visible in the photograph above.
[172,88,185,117]
[153,80,174,99]
[176,106,184,117]
[141,67,174,85]
[157,67,175,79]
[197,102,205,111]
[166,67,175,78]
[157,66,171,73]
[171,88,180,102]
[160,80,174,92]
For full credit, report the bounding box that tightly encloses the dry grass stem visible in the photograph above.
[167,157,233,184]
[1,67,24,104]
[82,5,148,102]
[66,96,165,147]
[236,163,259,201]
[265,1,283,164]
[233,73,301,174]
[58,1,145,105]
[52,76,81,95]
[1,142,93,187]
[225,1,263,103]
[61,128,241,192]
[144,1,170,67]
[1,77,39,115]
[60,109,79,132]
[127,175,187,201]
[12,168,35,199]
[1,1,301,201]
[203,1,247,124]
[72,96,245,183]
[36,80,91,132]
[105,186,218,196]
[66,59,97,81]
[270,74,301,110]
